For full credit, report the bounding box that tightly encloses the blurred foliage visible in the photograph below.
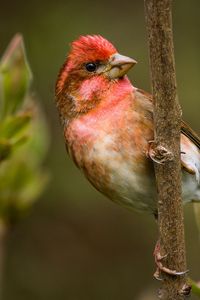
[0,34,49,222]
[1,1,200,300]
[194,204,200,237]
[189,279,200,298]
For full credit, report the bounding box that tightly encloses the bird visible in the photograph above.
[55,35,200,277]
[55,34,200,212]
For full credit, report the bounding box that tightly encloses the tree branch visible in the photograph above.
[144,0,190,298]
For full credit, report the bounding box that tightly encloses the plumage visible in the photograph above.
[55,35,200,214]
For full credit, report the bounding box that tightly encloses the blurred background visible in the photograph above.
[1,0,200,299]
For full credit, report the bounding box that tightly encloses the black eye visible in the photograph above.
[85,62,97,72]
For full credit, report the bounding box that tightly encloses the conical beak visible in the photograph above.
[106,53,137,79]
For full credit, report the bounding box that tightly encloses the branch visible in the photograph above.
[144,0,190,298]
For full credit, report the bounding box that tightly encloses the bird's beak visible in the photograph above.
[106,53,137,79]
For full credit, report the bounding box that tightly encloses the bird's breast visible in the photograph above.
[65,109,156,212]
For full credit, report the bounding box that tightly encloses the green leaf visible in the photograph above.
[24,100,49,166]
[188,278,200,298]
[0,139,12,161]
[0,34,32,117]
[0,157,49,220]
[0,34,49,222]
[0,113,31,139]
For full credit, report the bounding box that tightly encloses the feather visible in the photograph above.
[181,120,200,150]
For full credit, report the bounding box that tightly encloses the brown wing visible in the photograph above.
[181,120,200,150]
[136,88,200,152]
[136,89,200,176]
[181,121,200,176]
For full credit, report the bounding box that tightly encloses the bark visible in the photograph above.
[144,0,189,299]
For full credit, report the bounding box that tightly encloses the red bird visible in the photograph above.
[55,34,200,279]
[56,34,200,216]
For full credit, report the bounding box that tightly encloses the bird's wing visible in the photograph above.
[181,120,200,150]
[181,121,200,177]
[135,88,200,177]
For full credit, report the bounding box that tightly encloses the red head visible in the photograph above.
[55,35,137,122]
[68,35,117,69]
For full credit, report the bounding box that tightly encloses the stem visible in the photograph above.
[144,0,188,299]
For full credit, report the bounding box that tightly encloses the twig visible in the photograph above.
[144,0,189,298]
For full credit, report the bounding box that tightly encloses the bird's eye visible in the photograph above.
[85,62,97,72]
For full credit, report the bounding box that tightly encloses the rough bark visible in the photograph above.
[144,0,189,299]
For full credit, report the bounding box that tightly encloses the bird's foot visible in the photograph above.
[147,140,174,164]
[153,241,189,280]
[179,283,192,296]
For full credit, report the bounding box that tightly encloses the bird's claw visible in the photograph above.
[147,141,174,164]
[154,269,163,281]
[179,283,192,296]
[153,241,189,281]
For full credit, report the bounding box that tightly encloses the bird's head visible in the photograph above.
[56,35,137,122]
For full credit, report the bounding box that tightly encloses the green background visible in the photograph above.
[1,0,200,299]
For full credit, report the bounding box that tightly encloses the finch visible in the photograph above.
[55,35,200,215]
